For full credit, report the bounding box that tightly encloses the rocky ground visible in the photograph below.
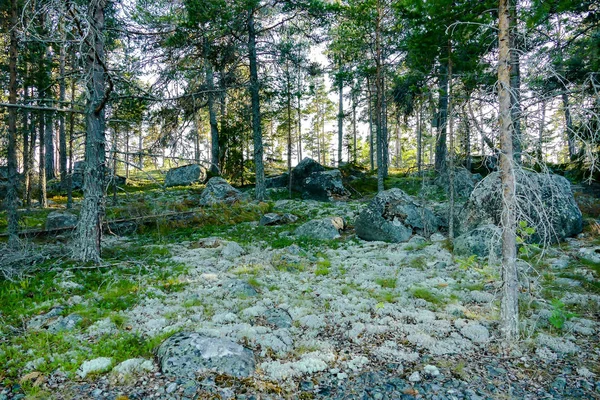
[2,195,598,400]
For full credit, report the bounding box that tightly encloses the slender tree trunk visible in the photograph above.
[537,100,546,163]
[248,10,265,200]
[112,127,118,205]
[45,108,55,181]
[138,125,143,169]
[367,79,375,171]
[67,76,75,210]
[395,112,401,168]
[23,83,31,206]
[352,89,357,164]
[286,63,293,198]
[509,3,522,164]
[562,93,575,160]
[74,0,108,262]
[205,45,219,175]
[337,65,344,167]
[297,94,303,162]
[498,0,519,341]
[125,130,130,178]
[375,0,384,192]
[6,0,20,245]
[27,105,36,209]
[39,112,48,208]
[463,105,472,171]
[434,65,448,173]
[382,77,389,179]
[59,39,67,188]
[447,41,455,241]
[417,100,422,173]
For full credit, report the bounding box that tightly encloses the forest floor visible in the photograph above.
[0,172,599,399]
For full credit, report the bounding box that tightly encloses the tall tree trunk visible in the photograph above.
[74,0,108,263]
[23,82,31,207]
[509,3,522,164]
[59,37,68,187]
[382,76,389,179]
[6,0,20,245]
[39,112,48,208]
[248,10,265,200]
[67,76,76,210]
[447,41,455,241]
[352,89,357,164]
[562,93,575,160]
[537,100,546,163]
[337,65,344,167]
[498,0,519,342]
[417,99,422,173]
[27,105,36,209]
[297,92,303,162]
[138,125,143,169]
[375,0,384,192]
[367,79,374,171]
[205,45,219,175]
[395,112,401,168]
[286,63,293,198]
[462,105,472,171]
[434,64,448,173]
[45,109,55,181]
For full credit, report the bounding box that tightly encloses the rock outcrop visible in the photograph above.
[165,164,207,187]
[199,177,243,206]
[45,211,78,230]
[157,332,256,378]
[458,170,582,243]
[355,188,440,243]
[295,217,345,240]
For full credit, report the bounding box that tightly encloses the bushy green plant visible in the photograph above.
[548,299,577,330]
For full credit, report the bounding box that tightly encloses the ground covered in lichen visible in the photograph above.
[0,175,599,399]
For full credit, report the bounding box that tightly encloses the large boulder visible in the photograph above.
[458,170,583,243]
[295,217,345,240]
[434,167,482,199]
[157,332,255,378]
[453,224,502,258]
[355,188,440,243]
[265,173,289,189]
[45,211,78,230]
[199,177,243,206]
[291,158,325,190]
[165,164,207,187]
[301,169,350,201]
[71,161,85,189]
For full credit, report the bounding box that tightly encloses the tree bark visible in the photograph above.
[286,61,293,198]
[417,99,422,173]
[352,88,357,164]
[509,3,522,164]
[59,34,68,187]
[67,75,76,210]
[375,0,384,193]
[447,41,455,241]
[248,9,265,200]
[6,0,20,246]
[434,64,448,173]
[538,100,546,163]
[205,43,220,175]
[74,0,108,263]
[337,65,344,167]
[39,111,48,208]
[498,0,519,342]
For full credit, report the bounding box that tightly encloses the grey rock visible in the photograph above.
[434,167,482,199]
[263,308,293,328]
[301,169,350,202]
[45,211,78,230]
[265,173,289,189]
[291,158,326,190]
[157,332,256,378]
[165,164,207,187]
[459,322,490,343]
[355,188,440,243]
[77,357,113,378]
[199,177,243,206]
[28,307,64,330]
[223,279,258,297]
[295,217,345,240]
[111,358,156,377]
[47,313,83,333]
[259,213,298,226]
[458,170,582,243]
[220,242,245,259]
[453,224,502,258]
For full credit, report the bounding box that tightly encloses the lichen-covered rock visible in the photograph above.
[301,169,350,202]
[47,313,83,333]
[220,242,245,259]
[199,177,243,206]
[45,211,78,230]
[291,158,326,190]
[111,358,156,380]
[458,170,582,243]
[77,357,113,378]
[355,188,440,243]
[262,308,293,328]
[434,167,482,199]
[295,217,345,240]
[165,164,207,187]
[453,224,501,258]
[157,332,255,378]
[259,213,298,226]
[222,279,258,297]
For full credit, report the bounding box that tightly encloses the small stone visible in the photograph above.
[409,371,421,382]
[166,382,178,393]
[77,357,113,378]
[423,365,440,378]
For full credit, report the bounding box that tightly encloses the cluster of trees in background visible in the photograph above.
[0,0,598,337]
